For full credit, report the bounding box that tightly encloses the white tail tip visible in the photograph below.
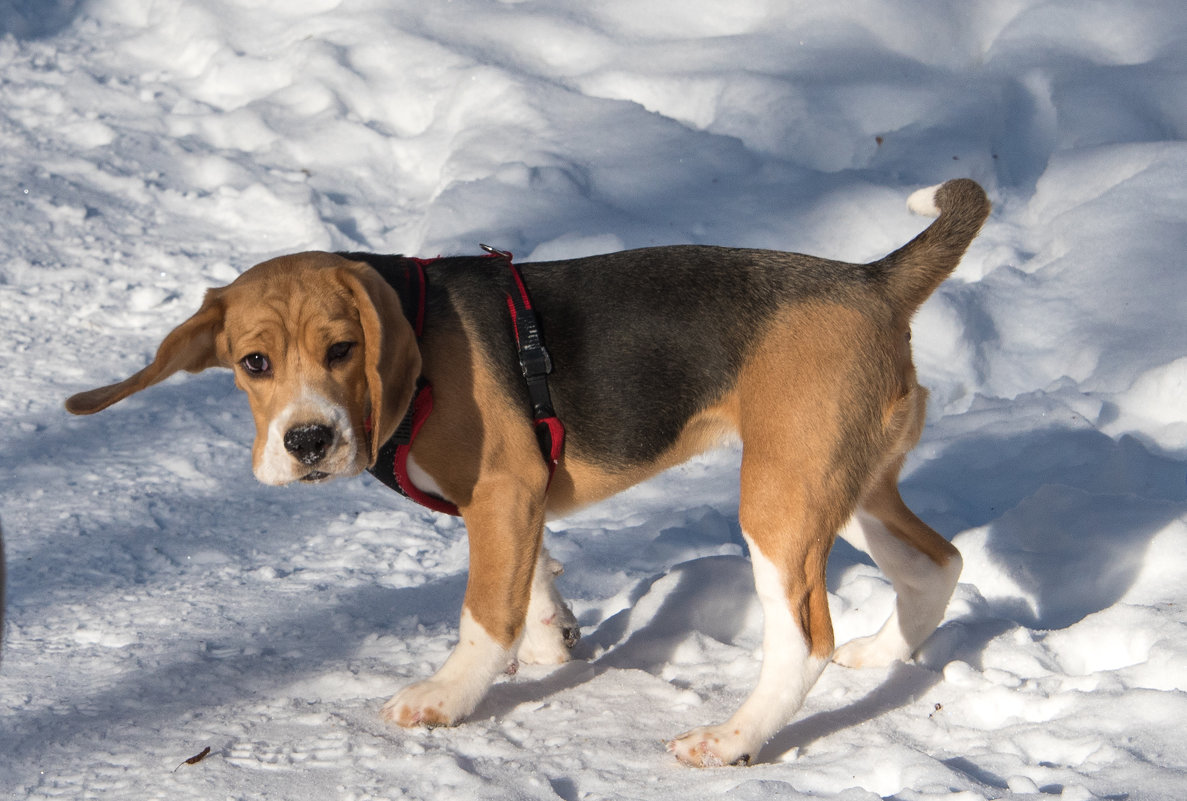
[907,184,943,217]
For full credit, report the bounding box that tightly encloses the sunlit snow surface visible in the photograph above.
[2,1,1186,798]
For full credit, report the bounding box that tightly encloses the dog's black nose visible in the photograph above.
[284,424,333,465]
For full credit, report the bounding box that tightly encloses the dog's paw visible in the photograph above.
[518,551,580,665]
[380,681,470,728]
[832,632,911,669]
[667,725,756,768]
[517,604,580,665]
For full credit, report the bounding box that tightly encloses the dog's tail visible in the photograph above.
[875,179,990,311]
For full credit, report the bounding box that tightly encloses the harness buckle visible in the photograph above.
[519,344,553,378]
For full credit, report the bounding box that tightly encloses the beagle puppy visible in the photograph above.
[66,179,990,767]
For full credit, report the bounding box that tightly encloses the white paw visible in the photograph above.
[517,613,579,665]
[832,632,911,669]
[380,680,472,728]
[517,550,580,665]
[380,608,512,728]
[667,724,757,768]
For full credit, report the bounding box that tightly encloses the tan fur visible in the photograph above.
[417,326,552,646]
[859,389,961,569]
[548,401,738,515]
[731,304,872,657]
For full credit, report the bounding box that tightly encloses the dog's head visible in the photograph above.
[65,252,421,485]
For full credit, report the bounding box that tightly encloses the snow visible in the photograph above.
[2,0,1186,798]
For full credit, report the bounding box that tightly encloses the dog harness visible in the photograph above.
[366,246,565,516]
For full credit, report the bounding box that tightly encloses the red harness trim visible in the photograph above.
[391,383,460,516]
[534,415,565,477]
[389,257,461,514]
[487,245,566,489]
[406,257,434,336]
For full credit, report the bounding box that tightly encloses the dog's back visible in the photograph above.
[447,179,991,474]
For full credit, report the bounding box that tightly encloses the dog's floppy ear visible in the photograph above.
[337,263,421,464]
[65,289,227,415]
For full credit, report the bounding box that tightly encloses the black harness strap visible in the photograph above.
[366,249,566,514]
[481,244,566,478]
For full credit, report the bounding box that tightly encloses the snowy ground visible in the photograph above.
[2,0,1186,798]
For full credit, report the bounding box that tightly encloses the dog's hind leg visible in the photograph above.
[668,307,915,766]
[833,477,961,668]
[668,448,841,767]
[833,391,962,669]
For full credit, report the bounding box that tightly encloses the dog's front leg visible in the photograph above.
[381,475,545,728]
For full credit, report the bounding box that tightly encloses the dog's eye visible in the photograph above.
[241,353,271,375]
[326,341,355,366]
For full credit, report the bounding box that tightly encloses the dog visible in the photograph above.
[66,179,989,767]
